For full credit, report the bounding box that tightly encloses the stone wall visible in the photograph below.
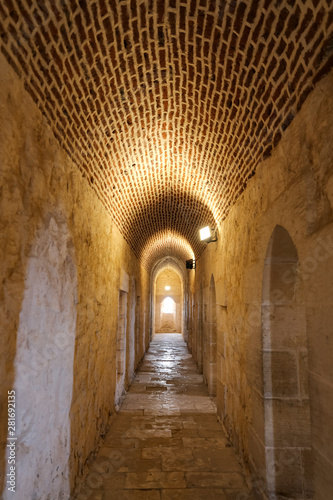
[191,70,333,498]
[0,53,150,499]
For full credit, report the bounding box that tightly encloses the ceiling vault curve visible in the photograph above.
[1,0,332,270]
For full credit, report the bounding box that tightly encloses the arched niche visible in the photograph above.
[196,282,204,374]
[115,270,128,407]
[203,274,217,396]
[262,225,313,498]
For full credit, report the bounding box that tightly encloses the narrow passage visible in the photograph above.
[75,334,253,500]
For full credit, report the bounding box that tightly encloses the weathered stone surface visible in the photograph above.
[162,454,210,473]
[264,399,312,448]
[266,447,303,496]
[182,438,227,448]
[161,489,228,499]
[74,334,251,498]
[263,350,299,397]
[309,373,333,465]
[186,472,246,489]
[0,3,333,497]
[105,491,161,500]
[124,471,186,489]
[102,491,161,500]
[0,54,151,499]
[192,72,333,499]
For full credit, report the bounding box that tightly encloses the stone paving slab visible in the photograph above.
[161,489,228,499]
[104,491,161,500]
[186,471,247,488]
[124,472,186,489]
[75,334,252,499]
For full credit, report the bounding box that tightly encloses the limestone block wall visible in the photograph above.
[192,71,333,499]
[200,275,217,396]
[0,54,150,499]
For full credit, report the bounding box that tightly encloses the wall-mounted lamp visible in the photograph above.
[199,226,218,243]
[186,259,196,269]
[165,286,171,291]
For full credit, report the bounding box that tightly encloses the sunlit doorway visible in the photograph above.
[153,266,183,335]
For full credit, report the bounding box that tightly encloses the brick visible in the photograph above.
[0,0,331,268]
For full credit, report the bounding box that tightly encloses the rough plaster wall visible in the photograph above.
[192,71,333,498]
[3,216,77,500]
[0,53,150,497]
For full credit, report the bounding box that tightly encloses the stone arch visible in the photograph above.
[155,271,182,333]
[262,225,313,498]
[150,256,187,337]
[204,274,217,395]
[2,215,77,500]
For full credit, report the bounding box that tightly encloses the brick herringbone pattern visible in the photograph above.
[1,1,332,268]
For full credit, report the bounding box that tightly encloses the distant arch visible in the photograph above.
[151,257,186,337]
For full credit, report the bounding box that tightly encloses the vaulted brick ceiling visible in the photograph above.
[1,1,332,269]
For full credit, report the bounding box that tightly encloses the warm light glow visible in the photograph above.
[165,286,171,290]
[200,226,211,241]
[140,230,195,270]
[161,297,176,314]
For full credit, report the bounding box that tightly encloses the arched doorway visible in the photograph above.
[160,296,177,331]
[154,267,183,334]
[262,225,313,498]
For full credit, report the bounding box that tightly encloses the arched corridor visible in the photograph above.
[1,1,333,499]
[75,334,251,499]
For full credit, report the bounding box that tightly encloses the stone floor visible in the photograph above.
[74,334,253,500]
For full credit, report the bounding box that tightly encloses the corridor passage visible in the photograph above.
[75,334,253,500]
